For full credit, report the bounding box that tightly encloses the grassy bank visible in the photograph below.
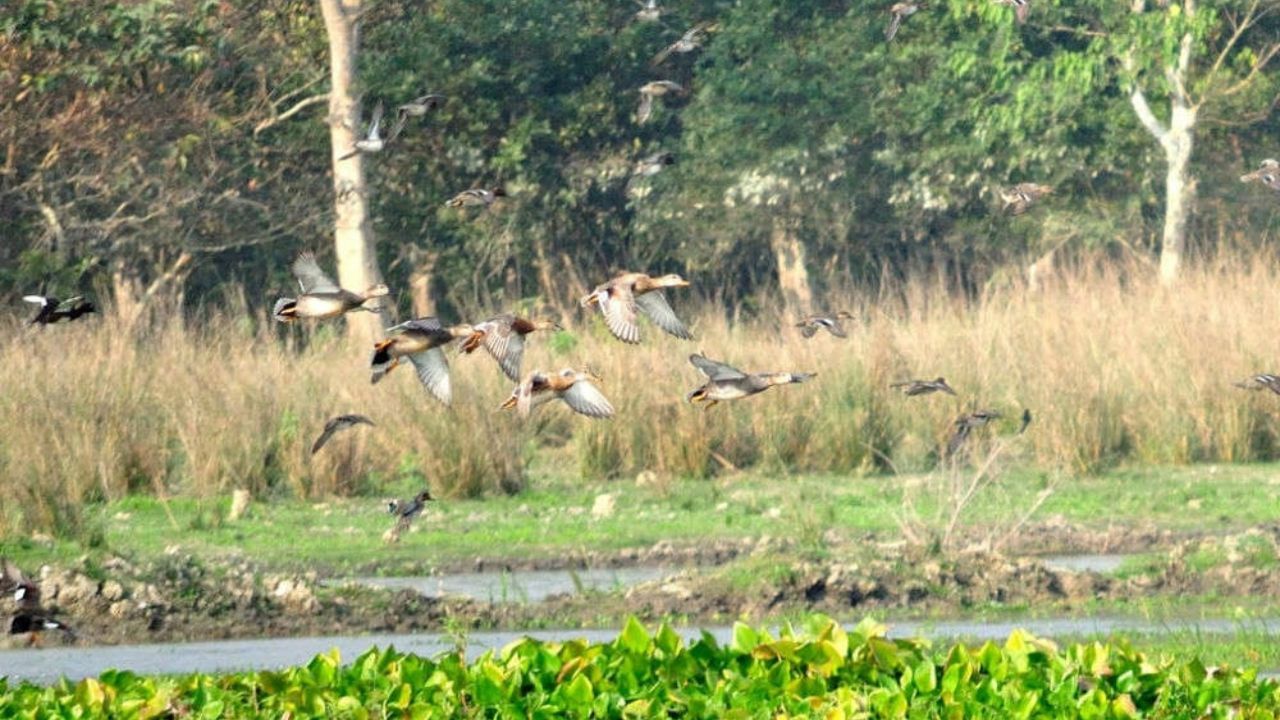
[7,259,1280,537]
[2,617,1275,717]
[4,464,1277,575]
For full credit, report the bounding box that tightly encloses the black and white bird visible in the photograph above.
[397,94,445,119]
[339,102,403,161]
[636,81,685,125]
[885,3,922,41]
[311,414,376,455]
[651,23,711,65]
[632,151,675,177]
[23,295,96,326]
[3,558,75,647]
[445,187,506,209]
[388,490,434,534]
[992,0,1030,24]
[1241,159,1280,192]
[946,409,1003,458]
[634,0,663,22]
[1000,183,1053,215]
[890,377,957,397]
[796,311,854,339]
[1235,374,1280,395]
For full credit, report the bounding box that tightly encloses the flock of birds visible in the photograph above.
[10,0,1280,648]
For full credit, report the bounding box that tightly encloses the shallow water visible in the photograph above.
[1039,553,1134,574]
[332,566,672,603]
[3,616,1277,684]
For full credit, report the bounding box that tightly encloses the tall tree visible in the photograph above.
[319,0,386,337]
[1118,0,1280,284]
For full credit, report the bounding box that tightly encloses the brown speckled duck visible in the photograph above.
[685,353,815,408]
[796,311,854,338]
[461,314,560,381]
[581,271,692,344]
[370,318,475,406]
[500,368,615,419]
[273,253,388,322]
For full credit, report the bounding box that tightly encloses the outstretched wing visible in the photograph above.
[823,319,848,338]
[515,372,548,418]
[689,353,746,381]
[409,347,452,406]
[291,253,341,294]
[390,317,445,334]
[635,291,693,339]
[484,325,525,381]
[561,379,615,419]
[600,286,642,344]
[885,13,903,40]
[367,101,384,138]
[636,93,654,125]
[310,425,339,455]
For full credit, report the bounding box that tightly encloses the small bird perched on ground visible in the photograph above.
[1000,183,1053,215]
[636,81,685,125]
[946,409,1002,458]
[885,2,922,41]
[23,295,96,325]
[796,311,854,338]
[388,490,433,532]
[445,187,506,209]
[890,377,957,397]
[500,368,615,419]
[632,151,675,177]
[651,22,712,65]
[338,102,403,161]
[370,318,475,406]
[1240,159,1280,192]
[992,0,1031,24]
[1235,374,1280,395]
[311,414,376,455]
[581,271,693,344]
[685,353,815,408]
[1018,408,1033,434]
[273,252,388,322]
[461,314,560,381]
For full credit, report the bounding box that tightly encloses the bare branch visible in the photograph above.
[1218,42,1280,98]
[1199,0,1261,103]
[1130,82,1171,146]
[253,93,330,136]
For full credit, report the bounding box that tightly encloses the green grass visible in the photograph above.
[5,463,1280,575]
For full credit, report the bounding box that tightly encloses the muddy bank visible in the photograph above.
[11,526,1280,648]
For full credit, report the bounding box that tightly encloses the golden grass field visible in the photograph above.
[5,255,1280,536]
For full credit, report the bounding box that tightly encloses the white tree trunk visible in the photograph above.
[1159,102,1197,285]
[769,216,813,314]
[319,0,387,339]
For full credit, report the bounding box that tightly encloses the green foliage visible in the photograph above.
[3,616,1279,717]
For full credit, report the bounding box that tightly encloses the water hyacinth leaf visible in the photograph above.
[654,623,682,655]
[914,659,937,694]
[619,616,651,655]
[731,622,759,655]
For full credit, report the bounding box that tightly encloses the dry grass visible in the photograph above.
[4,255,1280,536]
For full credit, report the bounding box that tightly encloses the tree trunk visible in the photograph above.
[408,253,438,318]
[769,216,813,314]
[1159,102,1197,286]
[319,0,387,341]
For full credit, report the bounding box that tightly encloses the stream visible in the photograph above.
[3,616,1276,684]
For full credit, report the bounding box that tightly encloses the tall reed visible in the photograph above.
[4,255,1280,536]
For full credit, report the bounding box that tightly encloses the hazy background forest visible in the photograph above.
[3,0,1279,315]
[4,0,1280,536]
